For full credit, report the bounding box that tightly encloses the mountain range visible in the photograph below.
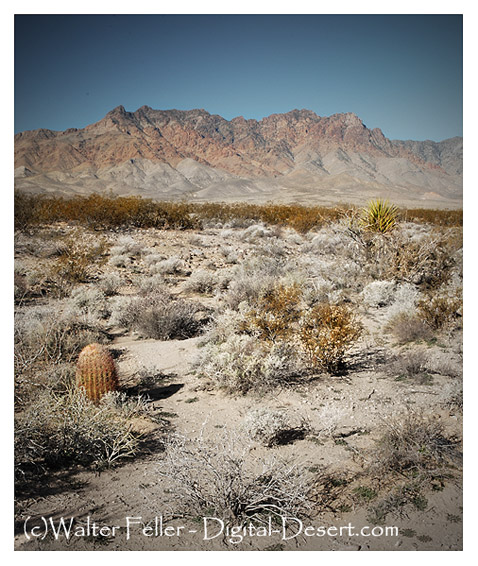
[14,106,463,208]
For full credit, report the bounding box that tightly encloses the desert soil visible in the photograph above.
[14,223,463,551]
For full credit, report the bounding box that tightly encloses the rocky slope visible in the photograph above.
[14,106,463,207]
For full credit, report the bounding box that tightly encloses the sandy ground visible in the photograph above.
[14,223,463,551]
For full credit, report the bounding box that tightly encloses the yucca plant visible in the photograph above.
[361,199,399,233]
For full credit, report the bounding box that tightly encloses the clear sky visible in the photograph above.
[14,14,463,141]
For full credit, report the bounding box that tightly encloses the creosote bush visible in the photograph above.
[15,191,462,234]
[299,304,362,374]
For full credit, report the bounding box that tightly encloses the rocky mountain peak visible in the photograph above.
[14,105,462,207]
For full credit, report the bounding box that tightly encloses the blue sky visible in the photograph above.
[14,14,462,141]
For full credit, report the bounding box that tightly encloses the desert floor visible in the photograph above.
[14,215,463,551]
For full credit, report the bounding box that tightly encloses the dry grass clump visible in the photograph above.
[118,290,209,340]
[15,389,140,484]
[14,307,105,406]
[243,409,310,447]
[373,411,460,478]
[387,313,434,344]
[299,304,362,374]
[159,433,313,523]
[388,349,432,383]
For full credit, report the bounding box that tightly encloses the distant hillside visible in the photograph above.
[14,106,463,208]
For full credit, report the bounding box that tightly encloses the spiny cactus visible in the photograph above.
[76,343,118,402]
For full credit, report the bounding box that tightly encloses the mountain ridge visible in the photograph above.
[14,106,463,208]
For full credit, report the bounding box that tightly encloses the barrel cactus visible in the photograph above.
[76,343,118,402]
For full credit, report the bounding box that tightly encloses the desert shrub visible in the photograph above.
[402,208,462,227]
[14,271,29,304]
[426,352,462,379]
[385,229,461,290]
[442,382,463,412]
[385,283,420,320]
[418,291,462,330]
[223,257,289,310]
[388,349,431,383]
[301,277,337,307]
[143,252,167,267]
[15,306,105,374]
[68,286,109,322]
[159,433,313,523]
[150,256,187,275]
[314,403,349,437]
[49,233,109,290]
[299,304,362,374]
[243,409,310,447]
[238,223,274,242]
[100,391,154,420]
[107,295,136,327]
[98,273,123,296]
[108,253,132,268]
[373,411,460,478]
[361,280,396,307]
[306,224,359,258]
[14,307,105,405]
[135,273,167,295]
[14,192,200,230]
[218,245,241,264]
[110,235,143,257]
[198,307,249,346]
[15,192,462,233]
[118,290,208,340]
[195,334,305,394]
[42,362,76,394]
[15,389,139,483]
[361,199,399,233]
[184,269,217,294]
[387,313,434,344]
[240,283,302,342]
